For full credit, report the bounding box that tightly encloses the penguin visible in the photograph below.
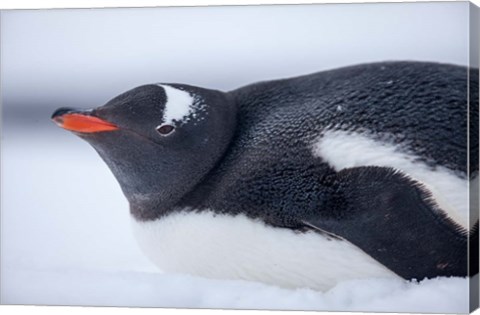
[51,61,478,291]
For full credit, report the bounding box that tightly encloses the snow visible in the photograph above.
[1,267,470,313]
[0,2,474,312]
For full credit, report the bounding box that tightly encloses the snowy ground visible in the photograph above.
[0,125,471,313]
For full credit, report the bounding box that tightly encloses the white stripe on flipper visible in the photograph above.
[158,84,195,124]
[312,130,468,228]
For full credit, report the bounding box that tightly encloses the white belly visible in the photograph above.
[131,210,397,291]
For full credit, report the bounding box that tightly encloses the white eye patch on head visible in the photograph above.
[158,84,195,125]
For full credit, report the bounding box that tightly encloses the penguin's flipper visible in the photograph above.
[302,166,468,280]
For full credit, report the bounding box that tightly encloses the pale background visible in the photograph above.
[0,0,477,314]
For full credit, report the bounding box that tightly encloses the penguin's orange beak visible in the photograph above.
[52,108,119,133]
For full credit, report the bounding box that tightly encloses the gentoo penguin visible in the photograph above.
[52,61,478,291]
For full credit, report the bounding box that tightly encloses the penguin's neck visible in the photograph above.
[127,192,171,221]
[127,151,232,221]
[126,171,214,221]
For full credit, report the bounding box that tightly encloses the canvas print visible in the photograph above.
[1,1,479,313]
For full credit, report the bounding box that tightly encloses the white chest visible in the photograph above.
[130,210,397,291]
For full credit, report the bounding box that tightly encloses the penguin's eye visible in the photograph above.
[156,124,175,136]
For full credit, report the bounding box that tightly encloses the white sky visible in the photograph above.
[1,2,470,108]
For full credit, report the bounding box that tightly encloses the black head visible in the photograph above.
[52,84,237,221]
